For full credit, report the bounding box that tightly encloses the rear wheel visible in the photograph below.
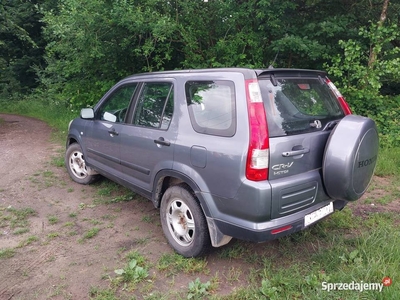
[160,184,210,257]
[65,143,98,185]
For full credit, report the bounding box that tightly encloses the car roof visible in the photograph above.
[122,67,327,81]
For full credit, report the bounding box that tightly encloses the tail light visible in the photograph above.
[245,79,269,181]
[326,78,352,115]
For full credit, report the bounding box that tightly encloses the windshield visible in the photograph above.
[259,77,345,137]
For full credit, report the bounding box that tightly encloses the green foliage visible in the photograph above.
[325,23,400,146]
[82,227,100,240]
[375,147,400,177]
[114,258,149,284]
[0,248,16,259]
[157,253,208,276]
[40,0,179,108]
[0,0,45,97]
[187,278,210,300]
[0,206,36,230]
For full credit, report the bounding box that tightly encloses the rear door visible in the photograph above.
[258,70,345,218]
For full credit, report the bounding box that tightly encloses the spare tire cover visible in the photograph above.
[323,115,379,201]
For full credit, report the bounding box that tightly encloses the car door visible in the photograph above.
[119,81,176,192]
[85,83,138,175]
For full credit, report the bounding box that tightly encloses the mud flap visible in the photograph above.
[323,115,379,201]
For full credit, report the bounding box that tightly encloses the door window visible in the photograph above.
[132,82,174,129]
[97,84,138,123]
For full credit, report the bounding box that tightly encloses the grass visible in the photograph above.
[47,232,60,239]
[89,287,119,300]
[48,215,59,225]
[13,227,30,235]
[93,180,136,205]
[0,248,16,259]
[17,235,39,248]
[80,227,100,242]
[375,147,400,178]
[29,169,64,190]
[0,206,36,229]
[217,214,400,300]
[157,253,209,276]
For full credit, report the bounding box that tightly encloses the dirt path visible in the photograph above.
[0,114,173,299]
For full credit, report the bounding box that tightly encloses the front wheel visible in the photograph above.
[160,184,211,257]
[65,143,98,185]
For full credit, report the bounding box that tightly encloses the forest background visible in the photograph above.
[1,0,399,146]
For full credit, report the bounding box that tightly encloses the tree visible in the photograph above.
[40,0,179,107]
[0,0,46,97]
[325,0,400,146]
[37,0,400,112]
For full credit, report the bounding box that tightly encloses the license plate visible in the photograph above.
[304,202,334,227]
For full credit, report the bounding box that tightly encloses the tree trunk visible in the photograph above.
[368,0,390,67]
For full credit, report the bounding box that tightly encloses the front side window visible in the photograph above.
[185,80,236,137]
[97,84,138,123]
[259,78,344,137]
[132,82,174,129]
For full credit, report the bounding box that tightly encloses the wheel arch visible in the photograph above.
[66,135,78,147]
[65,132,91,165]
[66,131,83,148]
[153,169,233,248]
[152,170,212,218]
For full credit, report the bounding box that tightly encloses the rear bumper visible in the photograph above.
[212,199,347,243]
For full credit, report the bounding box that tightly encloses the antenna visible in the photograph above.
[270,25,288,68]
[270,49,280,68]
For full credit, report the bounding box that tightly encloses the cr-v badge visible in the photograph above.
[272,162,294,175]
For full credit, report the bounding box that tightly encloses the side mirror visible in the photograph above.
[103,111,117,123]
[80,108,94,119]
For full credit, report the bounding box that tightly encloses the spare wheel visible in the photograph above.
[323,115,379,201]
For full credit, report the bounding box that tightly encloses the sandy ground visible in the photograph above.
[0,114,172,299]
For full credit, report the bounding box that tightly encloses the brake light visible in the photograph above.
[245,79,269,181]
[326,78,352,115]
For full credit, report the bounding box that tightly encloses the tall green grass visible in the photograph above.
[0,92,77,142]
[375,147,400,178]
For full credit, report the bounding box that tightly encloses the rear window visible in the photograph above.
[259,77,344,137]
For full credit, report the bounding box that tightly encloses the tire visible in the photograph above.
[160,184,211,257]
[65,143,98,185]
[323,115,379,201]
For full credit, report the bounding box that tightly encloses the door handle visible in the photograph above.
[282,148,309,157]
[154,137,171,147]
[108,129,119,136]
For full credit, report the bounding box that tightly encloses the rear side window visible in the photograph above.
[259,78,344,137]
[185,80,236,137]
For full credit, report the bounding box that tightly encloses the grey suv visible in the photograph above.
[65,68,379,257]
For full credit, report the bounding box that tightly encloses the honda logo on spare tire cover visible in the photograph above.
[322,115,379,201]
